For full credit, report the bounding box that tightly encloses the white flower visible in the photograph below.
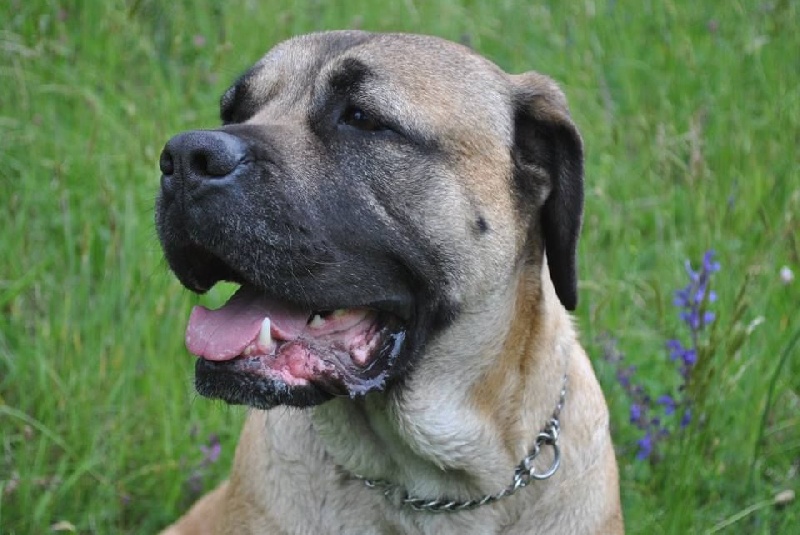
[779,266,794,285]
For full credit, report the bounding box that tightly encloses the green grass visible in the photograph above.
[1,0,797,532]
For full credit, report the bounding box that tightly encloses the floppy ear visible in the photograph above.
[510,72,584,311]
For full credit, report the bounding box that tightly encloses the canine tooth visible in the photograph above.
[259,317,273,348]
[309,314,325,328]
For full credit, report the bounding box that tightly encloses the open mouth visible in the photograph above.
[186,285,407,406]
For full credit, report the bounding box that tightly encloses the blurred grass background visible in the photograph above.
[1,0,797,533]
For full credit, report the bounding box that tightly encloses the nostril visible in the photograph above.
[190,150,211,176]
[188,147,236,177]
[159,149,175,175]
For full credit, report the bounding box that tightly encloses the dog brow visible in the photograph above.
[220,66,287,125]
[327,58,373,94]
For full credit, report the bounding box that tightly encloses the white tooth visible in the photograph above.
[309,314,325,328]
[258,317,273,348]
[332,309,348,317]
[243,345,253,356]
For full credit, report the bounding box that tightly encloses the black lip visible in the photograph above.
[195,358,334,409]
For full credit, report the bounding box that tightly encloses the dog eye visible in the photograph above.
[338,106,386,132]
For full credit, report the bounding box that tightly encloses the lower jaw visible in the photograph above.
[195,358,334,410]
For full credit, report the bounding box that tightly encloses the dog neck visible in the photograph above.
[311,262,573,511]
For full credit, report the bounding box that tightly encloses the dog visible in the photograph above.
[155,31,623,534]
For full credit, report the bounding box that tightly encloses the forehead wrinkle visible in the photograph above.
[393,78,510,157]
[359,76,512,154]
[343,40,514,149]
[243,32,378,121]
[247,42,322,110]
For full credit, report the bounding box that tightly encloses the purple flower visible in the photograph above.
[657,395,676,415]
[200,434,221,465]
[680,409,692,429]
[673,288,691,307]
[630,403,643,423]
[607,250,718,462]
[666,339,684,360]
[702,251,721,273]
[680,310,701,330]
[185,433,223,498]
[675,251,720,326]
[636,433,653,461]
[617,364,636,388]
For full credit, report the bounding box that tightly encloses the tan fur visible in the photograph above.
[159,32,623,534]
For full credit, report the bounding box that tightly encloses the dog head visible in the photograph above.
[155,31,583,410]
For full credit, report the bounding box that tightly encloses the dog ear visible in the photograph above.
[510,72,584,311]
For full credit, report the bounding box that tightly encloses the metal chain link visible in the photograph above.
[355,375,567,513]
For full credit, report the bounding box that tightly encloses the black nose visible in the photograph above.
[160,130,247,186]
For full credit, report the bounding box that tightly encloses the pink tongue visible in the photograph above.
[185,286,311,361]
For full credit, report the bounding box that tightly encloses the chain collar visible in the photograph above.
[354,374,567,513]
